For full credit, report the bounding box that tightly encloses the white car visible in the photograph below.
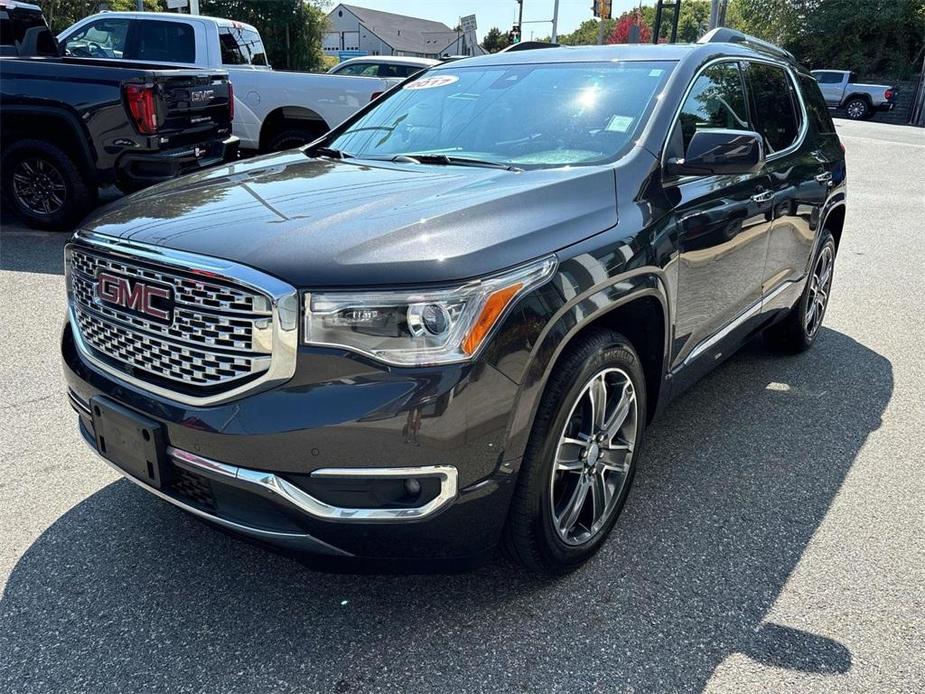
[327,55,438,79]
[58,12,400,151]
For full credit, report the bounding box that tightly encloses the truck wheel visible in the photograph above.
[1,139,95,230]
[503,329,646,575]
[765,231,836,353]
[844,97,870,120]
[266,128,322,152]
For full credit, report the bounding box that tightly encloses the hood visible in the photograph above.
[84,151,619,287]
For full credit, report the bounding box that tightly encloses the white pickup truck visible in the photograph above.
[58,12,399,151]
[810,69,898,120]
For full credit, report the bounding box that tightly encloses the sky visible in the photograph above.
[330,0,644,41]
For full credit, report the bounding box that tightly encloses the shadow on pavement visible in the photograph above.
[0,224,69,276]
[0,329,891,692]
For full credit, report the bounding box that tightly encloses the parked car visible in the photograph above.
[327,55,438,78]
[811,69,897,120]
[0,1,236,229]
[58,12,401,152]
[62,29,846,574]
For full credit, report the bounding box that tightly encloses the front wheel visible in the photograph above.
[844,97,870,120]
[503,330,646,575]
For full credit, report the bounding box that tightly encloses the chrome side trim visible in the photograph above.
[681,280,797,367]
[66,230,299,407]
[78,434,352,556]
[170,447,459,523]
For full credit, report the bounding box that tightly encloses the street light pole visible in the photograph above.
[551,0,560,42]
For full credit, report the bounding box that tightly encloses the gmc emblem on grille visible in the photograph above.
[97,272,172,323]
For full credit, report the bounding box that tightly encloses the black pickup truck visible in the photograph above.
[0,1,237,229]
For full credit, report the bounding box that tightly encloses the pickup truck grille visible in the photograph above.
[68,245,278,395]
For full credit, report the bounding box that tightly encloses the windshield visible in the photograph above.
[328,61,674,167]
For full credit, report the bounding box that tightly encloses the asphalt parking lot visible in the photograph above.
[1,119,923,693]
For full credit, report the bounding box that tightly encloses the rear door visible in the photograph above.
[745,62,830,304]
[665,60,774,375]
[812,71,844,107]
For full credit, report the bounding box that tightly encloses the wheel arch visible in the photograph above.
[841,92,872,108]
[0,105,96,180]
[258,106,330,151]
[502,271,672,465]
[821,199,846,252]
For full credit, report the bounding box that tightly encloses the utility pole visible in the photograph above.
[517,0,524,36]
[709,0,728,30]
[551,0,560,42]
[136,0,143,11]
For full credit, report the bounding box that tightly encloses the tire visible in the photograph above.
[265,127,323,152]
[1,139,95,230]
[503,329,647,575]
[843,97,870,120]
[765,231,836,353]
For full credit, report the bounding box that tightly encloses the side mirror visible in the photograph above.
[666,128,765,177]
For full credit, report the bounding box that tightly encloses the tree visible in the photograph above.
[481,26,510,53]
[555,18,616,45]
[200,0,326,71]
[608,9,651,44]
[37,1,162,33]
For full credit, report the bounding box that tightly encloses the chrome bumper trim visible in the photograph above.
[77,425,352,557]
[170,447,459,523]
[68,388,92,416]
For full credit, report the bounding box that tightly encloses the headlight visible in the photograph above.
[303,256,556,366]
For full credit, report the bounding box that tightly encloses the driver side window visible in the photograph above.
[676,62,749,152]
[63,19,129,59]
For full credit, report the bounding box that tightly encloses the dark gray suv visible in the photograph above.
[62,29,846,573]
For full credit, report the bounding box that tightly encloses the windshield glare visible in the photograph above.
[329,61,674,167]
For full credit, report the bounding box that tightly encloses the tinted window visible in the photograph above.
[798,74,836,134]
[379,64,424,78]
[218,27,267,66]
[62,18,129,59]
[814,71,842,84]
[330,61,673,167]
[677,62,749,151]
[746,63,801,153]
[134,20,194,63]
[335,62,379,76]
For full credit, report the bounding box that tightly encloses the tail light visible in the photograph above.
[370,91,383,101]
[228,82,235,121]
[884,88,894,101]
[124,83,158,135]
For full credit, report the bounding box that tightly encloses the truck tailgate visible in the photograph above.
[153,71,233,146]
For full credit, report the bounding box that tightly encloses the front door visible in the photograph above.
[664,61,774,378]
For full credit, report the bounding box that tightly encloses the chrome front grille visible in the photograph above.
[66,235,298,405]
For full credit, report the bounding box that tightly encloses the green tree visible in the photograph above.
[481,26,510,53]
[555,18,616,45]
[201,0,326,71]
[37,1,162,33]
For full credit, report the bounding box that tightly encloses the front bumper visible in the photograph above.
[63,324,520,560]
[115,135,240,187]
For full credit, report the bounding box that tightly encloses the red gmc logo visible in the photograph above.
[97,272,172,323]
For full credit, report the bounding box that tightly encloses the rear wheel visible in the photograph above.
[765,231,836,353]
[844,97,870,120]
[1,139,94,230]
[503,330,646,575]
[266,127,324,152]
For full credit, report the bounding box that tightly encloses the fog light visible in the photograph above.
[403,478,422,498]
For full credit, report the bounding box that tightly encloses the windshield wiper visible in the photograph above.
[393,153,521,171]
[307,146,353,160]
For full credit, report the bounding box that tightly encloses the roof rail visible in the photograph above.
[698,27,796,63]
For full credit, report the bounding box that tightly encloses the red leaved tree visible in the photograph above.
[607,10,652,44]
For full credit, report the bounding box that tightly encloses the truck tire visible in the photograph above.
[843,97,870,120]
[1,139,95,230]
[266,128,322,152]
[503,329,646,575]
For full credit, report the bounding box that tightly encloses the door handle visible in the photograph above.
[815,171,833,185]
[751,190,773,204]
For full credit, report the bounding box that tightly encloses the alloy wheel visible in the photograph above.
[549,367,638,546]
[846,100,866,119]
[805,244,834,337]
[11,157,67,216]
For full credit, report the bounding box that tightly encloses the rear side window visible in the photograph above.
[379,64,423,78]
[745,62,802,153]
[813,71,842,84]
[334,62,379,76]
[134,20,194,63]
[676,61,749,151]
[798,74,836,134]
[218,27,268,66]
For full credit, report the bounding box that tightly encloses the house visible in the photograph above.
[323,3,484,59]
